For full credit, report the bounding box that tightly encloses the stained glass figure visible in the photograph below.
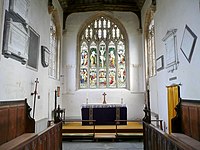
[90,68,97,88]
[81,42,88,67]
[109,70,116,87]
[117,41,125,66]
[109,49,115,68]
[109,42,116,68]
[99,41,106,68]
[90,42,97,67]
[80,68,88,88]
[118,67,126,87]
[99,70,106,88]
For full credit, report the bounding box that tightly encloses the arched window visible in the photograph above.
[78,15,128,89]
[144,7,156,79]
[49,19,57,78]
[148,19,156,77]
[49,10,61,79]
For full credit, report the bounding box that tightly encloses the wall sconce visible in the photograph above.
[41,46,50,67]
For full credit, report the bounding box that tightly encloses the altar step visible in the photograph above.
[62,121,143,141]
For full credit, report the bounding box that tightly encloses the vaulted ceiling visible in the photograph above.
[55,0,149,29]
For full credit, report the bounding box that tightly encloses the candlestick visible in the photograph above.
[86,98,88,104]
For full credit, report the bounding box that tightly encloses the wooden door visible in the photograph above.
[167,85,180,133]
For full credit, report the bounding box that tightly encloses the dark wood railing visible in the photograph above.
[143,121,197,150]
[34,122,62,150]
[143,99,200,150]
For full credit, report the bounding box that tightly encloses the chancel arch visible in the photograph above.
[77,13,129,89]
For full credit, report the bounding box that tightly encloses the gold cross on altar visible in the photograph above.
[102,92,107,104]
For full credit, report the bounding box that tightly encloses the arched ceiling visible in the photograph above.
[55,0,148,29]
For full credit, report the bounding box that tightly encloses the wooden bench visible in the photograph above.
[0,99,62,150]
[0,99,35,146]
[170,99,200,150]
[143,98,200,150]
[36,122,62,150]
[143,122,198,150]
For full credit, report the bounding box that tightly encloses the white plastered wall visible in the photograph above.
[0,0,63,123]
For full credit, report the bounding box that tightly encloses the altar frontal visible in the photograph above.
[81,103,127,125]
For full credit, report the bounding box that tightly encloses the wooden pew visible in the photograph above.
[171,99,200,149]
[143,99,200,150]
[0,99,35,145]
[35,122,62,150]
[143,122,196,150]
[0,99,62,150]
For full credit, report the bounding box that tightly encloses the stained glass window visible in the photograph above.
[79,15,128,88]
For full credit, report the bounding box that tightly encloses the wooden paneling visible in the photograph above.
[181,105,190,136]
[35,122,62,150]
[17,105,26,136]
[0,100,35,145]
[0,108,9,145]
[0,100,62,150]
[199,107,200,141]
[189,106,199,140]
[0,101,62,150]
[7,106,17,141]
[181,100,200,141]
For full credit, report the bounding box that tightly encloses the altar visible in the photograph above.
[81,104,127,125]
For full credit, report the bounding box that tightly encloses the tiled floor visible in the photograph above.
[62,140,143,150]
